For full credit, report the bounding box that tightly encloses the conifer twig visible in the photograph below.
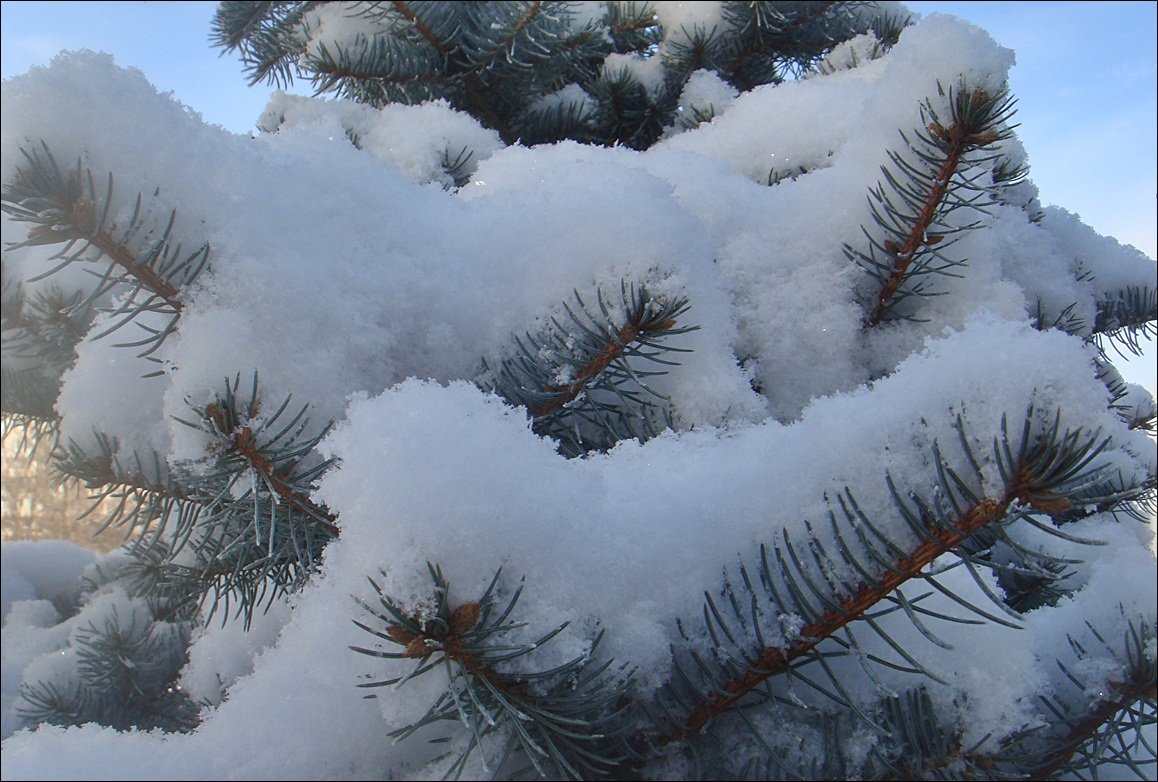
[665,407,1120,745]
[672,476,1024,741]
[864,87,1009,327]
[351,565,631,779]
[200,388,340,538]
[1031,679,1158,780]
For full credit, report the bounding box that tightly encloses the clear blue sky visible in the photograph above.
[1,0,1155,393]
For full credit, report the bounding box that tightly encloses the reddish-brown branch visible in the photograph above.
[864,141,965,328]
[230,426,341,537]
[672,464,1050,742]
[864,92,1001,329]
[65,197,184,311]
[90,228,184,310]
[531,322,642,417]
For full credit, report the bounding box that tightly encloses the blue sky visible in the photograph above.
[1,0,1155,392]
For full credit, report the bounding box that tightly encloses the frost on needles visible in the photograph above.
[1,3,1156,781]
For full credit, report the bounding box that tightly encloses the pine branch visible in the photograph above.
[15,679,91,730]
[351,564,633,780]
[1,142,209,357]
[389,0,454,56]
[588,65,674,149]
[304,2,594,143]
[1092,285,1158,359]
[604,1,663,53]
[851,83,1019,327]
[188,374,339,538]
[480,282,696,456]
[213,2,881,150]
[658,403,1145,747]
[305,36,445,107]
[723,0,842,86]
[163,375,339,621]
[450,1,592,143]
[52,376,340,624]
[1,410,61,459]
[1027,617,1158,781]
[2,276,93,453]
[211,1,323,88]
[16,559,198,734]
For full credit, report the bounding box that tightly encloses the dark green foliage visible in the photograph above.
[212,1,893,149]
[351,564,634,780]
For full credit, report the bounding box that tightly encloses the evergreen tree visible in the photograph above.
[1,2,1155,780]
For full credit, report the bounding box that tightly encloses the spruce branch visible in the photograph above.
[440,146,477,189]
[351,564,634,780]
[719,0,864,87]
[658,403,1147,747]
[2,280,96,453]
[181,373,340,539]
[305,32,446,108]
[588,65,674,149]
[604,1,663,54]
[863,687,996,780]
[1026,617,1157,781]
[480,282,697,457]
[724,685,1012,780]
[1092,285,1158,359]
[50,375,340,623]
[850,82,1019,327]
[210,0,322,88]
[389,0,454,56]
[725,0,839,81]
[15,560,199,734]
[214,2,883,150]
[14,679,91,731]
[1,141,209,356]
[163,374,339,621]
[51,433,232,616]
[0,409,61,459]
[1,370,64,454]
[52,430,204,553]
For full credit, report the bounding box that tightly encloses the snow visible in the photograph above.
[259,93,505,188]
[1,7,1155,781]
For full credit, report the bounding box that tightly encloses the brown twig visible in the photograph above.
[670,462,1056,742]
[66,196,184,311]
[864,90,1001,328]
[531,322,641,416]
[227,425,341,537]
